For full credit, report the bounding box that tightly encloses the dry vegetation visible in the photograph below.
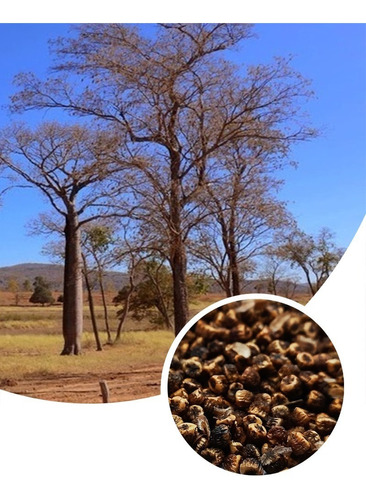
[0,291,311,404]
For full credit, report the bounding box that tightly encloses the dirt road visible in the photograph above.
[1,363,163,404]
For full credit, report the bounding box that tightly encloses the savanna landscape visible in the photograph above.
[0,24,350,404]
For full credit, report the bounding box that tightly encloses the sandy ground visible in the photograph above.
[0,363,163,404]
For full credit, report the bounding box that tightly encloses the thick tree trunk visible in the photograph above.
[82,254,102,351]
[61,212,83,355]
[169,153,189,336]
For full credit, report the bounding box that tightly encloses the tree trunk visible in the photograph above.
[98,268,112,344]
[61,212,83,355]
[169,153,189,335]
[115,263,136,343]
[82,254,102,351]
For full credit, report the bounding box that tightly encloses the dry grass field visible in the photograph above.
[0,290,310,404]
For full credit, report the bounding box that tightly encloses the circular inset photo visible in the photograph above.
[166,297,343,475]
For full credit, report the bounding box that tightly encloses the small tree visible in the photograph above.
[113,259,208,330]
[29,276,55,306]
[7,278,20,305]
[275,227,344,296]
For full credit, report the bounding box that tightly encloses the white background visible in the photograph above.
[1,4,365,498]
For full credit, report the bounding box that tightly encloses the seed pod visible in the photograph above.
[260,446,292,474]
[246,422,267,443]
[230,323,251,342]
[201,447,225,466]
[169,396,189,415]
[295,352,314,369]
[182,357,203,378]
[208,375,229,395]
[241,366,261,389]
[216,413,236,427]
[287,431,311,456]
[291,407,310,426]
[235,389,254,408]
[267,426,288,445]
[313,353,330,369]
[195,435,209,453]
[315,413,337,435]
[280,374,302,396]
[256,326,273,346]
[239,458,265,475]
[306,390,326,411]
[202,359,223,377]
[222,454,242,473]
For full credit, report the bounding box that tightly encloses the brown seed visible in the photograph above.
[235,389,254,408]
[246,422,267,443]
[287,431,311,456]
[267,339,289,354]
[299,370,319,388]
[242,414,263,429]
[241,366,261,389]
[267,426,288,445]
[328,398,343,416]
[222,454,242,473]
[303,430,323,451]
[280,374,302,396]
[315,413,337,435]
[306,390,326,411]
[177,422,198,444]
[325,358,341,375]
[271,404,290,419]
[253,354,276,375]
[248,393,272,418]
[296,352,314,369]
[292,407,310,426]
[188,387,205,406]
[169,396,189,415]
[260,446,292,474]
[201,447,225,466]
[208,375,229,395]
[239,457,264,475]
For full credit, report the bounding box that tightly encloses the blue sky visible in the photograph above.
[0,23,365,267]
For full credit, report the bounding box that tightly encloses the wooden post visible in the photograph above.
[99,380,110,403]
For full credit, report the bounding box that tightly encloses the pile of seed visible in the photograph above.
[168,299,343,475]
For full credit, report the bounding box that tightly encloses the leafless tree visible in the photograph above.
[10,23,316,333]
[0,122,126,354]
[189,142,295,296]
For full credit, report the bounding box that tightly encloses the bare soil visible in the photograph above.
[1,363,163,404]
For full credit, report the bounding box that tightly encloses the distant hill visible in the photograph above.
[0,263,128,292]
[0,262,309,296]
